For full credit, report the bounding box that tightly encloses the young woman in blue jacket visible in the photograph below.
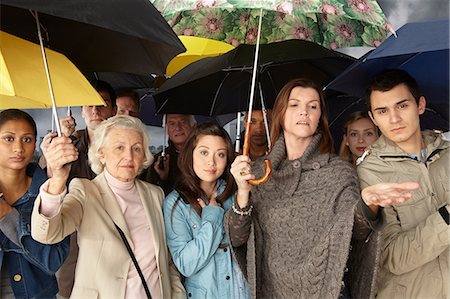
[0,109,69,298]
[163,123,250,299]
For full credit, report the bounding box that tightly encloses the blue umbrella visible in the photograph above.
[325,19,449,123]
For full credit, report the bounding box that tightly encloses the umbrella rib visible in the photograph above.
[265,69,279,97]
[398,52,421,67]
[209,73,230,116]
[329,97,365,127]
[156,98,169,114]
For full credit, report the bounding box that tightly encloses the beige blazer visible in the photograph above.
[31,172,185,299]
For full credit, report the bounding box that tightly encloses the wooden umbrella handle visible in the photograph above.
[243,121,272,185]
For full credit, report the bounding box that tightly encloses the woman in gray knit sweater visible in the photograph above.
[226,79,382,299]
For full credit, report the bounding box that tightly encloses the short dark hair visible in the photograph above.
[366,69,422,111]
[0,109,37,138]
[93,80,116,108]
[115,88,140,110]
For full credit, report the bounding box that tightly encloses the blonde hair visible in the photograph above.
[88,115,154,175]
[339,111,375,162]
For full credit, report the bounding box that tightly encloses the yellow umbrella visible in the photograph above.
[166,36,234,76]
[0,30,105,109]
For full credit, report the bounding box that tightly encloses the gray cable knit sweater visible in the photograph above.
[226,133,376,299]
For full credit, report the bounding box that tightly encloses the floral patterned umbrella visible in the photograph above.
[150,0,394,49]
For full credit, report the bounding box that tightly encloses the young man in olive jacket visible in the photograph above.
[357,69,449,299]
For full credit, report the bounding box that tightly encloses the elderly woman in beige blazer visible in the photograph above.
[31,115,185,299]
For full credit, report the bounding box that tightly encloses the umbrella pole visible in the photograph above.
[32,11,62,136]
[245,8,263,126]
[258,83,271,151]
[160,114,167,169]
[235,112,242,152]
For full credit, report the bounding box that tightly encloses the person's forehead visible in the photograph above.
[167,114,189,122]
[348,118,375,130]
[371,84,413,104]
[117,96,137,106]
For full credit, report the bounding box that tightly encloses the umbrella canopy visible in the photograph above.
[139,93,237,126]
[154,39,354,115]
[151,0,392,49]
[325,19,449,121]
[0,0,186,75]
[0,31,105,109]
[167,36,235,76]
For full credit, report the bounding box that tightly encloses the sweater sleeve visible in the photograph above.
[227,200,252,247]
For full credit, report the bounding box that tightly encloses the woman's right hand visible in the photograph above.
[230,155,255,208]
[44,135,79,194]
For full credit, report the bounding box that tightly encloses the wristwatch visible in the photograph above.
[438,205,450,225]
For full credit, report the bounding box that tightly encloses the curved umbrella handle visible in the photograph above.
[242,121,272,185]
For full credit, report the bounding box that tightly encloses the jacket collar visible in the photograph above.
[92,172,160,255]
[13,163,47,206]
[370,130,449,161]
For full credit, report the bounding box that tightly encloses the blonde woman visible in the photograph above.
[339,111,379,165]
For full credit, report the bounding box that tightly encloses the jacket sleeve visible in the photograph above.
[382,206,450,275]
[0,206,70,275]
[19,232,70,275]
[31,179,85,244]
[163,194,225,277]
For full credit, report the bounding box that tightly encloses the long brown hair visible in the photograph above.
[175,122,236,217]
[270,78,333,154]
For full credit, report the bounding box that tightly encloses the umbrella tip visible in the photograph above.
[385,23,397,38]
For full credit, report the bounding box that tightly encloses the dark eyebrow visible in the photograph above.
[374,99,411,112]
[0,131,34,135]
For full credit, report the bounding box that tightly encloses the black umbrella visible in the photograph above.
[0,0,186,75]
[154,39,355,116]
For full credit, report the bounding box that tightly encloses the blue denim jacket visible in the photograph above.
[0,163,70,298]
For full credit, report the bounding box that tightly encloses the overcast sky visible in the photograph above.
[378,0,449,30]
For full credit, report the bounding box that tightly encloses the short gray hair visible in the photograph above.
[88,115,154,175]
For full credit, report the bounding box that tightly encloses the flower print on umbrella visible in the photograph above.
[150,0,393,48]
[225,28,244,46]
[172,15,199,36]
[291,0,323,12]
[344,0,387,26]
[323,16,363,48]
[361,25,388,47]
[196,9,230,40]
[319,1,344,15]
[279,14,322,43]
